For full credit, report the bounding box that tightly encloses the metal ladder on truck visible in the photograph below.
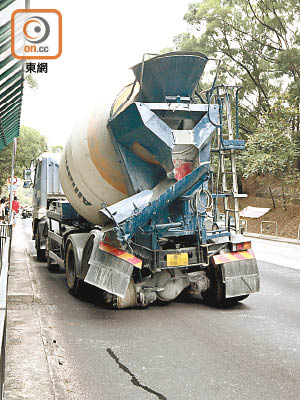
[213,87,247,234]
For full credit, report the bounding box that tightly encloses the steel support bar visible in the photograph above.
[48,250,64,267]
[9,139,17,224]
[48,231,63,245]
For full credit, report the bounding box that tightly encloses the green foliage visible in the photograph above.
[0,145,16,195]
[240,128,297,178]
[240,99,299,174]
[239,100,300,208]
[174,0,300,136]
[170,0,300,207]
[25,74,38,89]
[16,186,33,206]
[50,145,63,153]
[16,126,48,175]
[160,47,174,54]
[0,125,48,196]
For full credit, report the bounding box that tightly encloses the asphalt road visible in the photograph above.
[23,218,300,400]
[250,237,300,270]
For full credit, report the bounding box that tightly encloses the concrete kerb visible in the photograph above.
[38,311,68,400]
[7,223,40,304]
[5,222,68,400]
[245,232,300,245]
[26,249,41,304]
[0,241,9,310]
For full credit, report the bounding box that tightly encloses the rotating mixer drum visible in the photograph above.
[59,52,208,224]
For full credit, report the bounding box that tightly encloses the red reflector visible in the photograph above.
[236,241,251,251]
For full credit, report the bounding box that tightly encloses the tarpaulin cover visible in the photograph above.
[240,206,270,219]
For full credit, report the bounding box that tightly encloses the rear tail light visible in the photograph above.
[232,241,251,251]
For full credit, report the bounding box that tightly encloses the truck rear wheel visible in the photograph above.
[37,248,46,262]
[227,294,249,304]
[35,225,47,262]
[65,241,82,296]
[47,256,60,273]
[202,264,226,306]
[203,264,250,306]
[36,236,46,262]
[80,235,95,280]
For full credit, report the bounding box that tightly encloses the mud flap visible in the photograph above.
[37,219,48,249]
[67,233,90,277]
[220,258,260,298]
[84,241,134,298]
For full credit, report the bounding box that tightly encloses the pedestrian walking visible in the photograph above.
[0,198,5,222]
[12,195,20,226]
[4,197,9,222]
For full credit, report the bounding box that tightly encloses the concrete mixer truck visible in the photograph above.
[23,153,65,261]
[40,52,260,308]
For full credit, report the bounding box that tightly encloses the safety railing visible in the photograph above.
[0,225,12,270]
[261,221,278,237]
[240,219,248,234]
[0,223,12,399]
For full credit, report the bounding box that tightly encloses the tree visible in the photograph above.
[0,126,48,196]
[174,0,300,136]
[50,145,63,153]
[239,100,300,209]
[25,74,38,90]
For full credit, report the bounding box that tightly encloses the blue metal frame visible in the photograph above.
[104,53,244,260]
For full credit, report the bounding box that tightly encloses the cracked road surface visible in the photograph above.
[23,219,300,400]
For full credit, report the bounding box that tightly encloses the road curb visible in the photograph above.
[245,232,300,245]
[26,249,41,303]
[5,220,69,400]
[7,242,41,304]
[39,311,69,400]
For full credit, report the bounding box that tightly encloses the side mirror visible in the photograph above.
[23,181,32,189]
[23,169,32,181]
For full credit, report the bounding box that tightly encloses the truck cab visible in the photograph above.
[24,153,65,261]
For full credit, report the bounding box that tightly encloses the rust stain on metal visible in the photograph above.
[131,141,161,166]
[87,109,128,195]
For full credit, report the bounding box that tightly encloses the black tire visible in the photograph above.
[65,241,83,296]
[36,232,46,262]
[47,256,60,273]
[202,264,226,307]
[36,247,46,262]
[226,294,249,305]
[203,264,250,306]
[79,234,106,303]
[81,235,95,280]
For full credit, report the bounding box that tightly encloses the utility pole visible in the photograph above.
[8,139,17,224]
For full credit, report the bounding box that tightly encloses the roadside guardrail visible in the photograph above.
[261,220,278,237]
[240,219,248,233]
